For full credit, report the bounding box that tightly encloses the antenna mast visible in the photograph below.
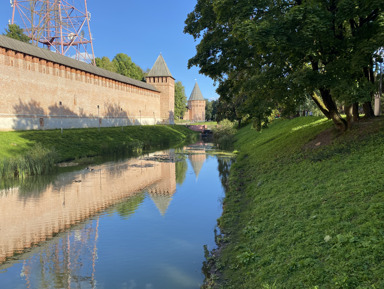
[10,0,95,65]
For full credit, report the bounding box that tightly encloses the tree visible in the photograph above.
[95,53,145,81]
[3,24,30,42]
[112,53,144,81]
[205,99,213,121]
[205,99,218,121]
[95,56,116,72]
[184,0,384,131]
[174,81,187,119]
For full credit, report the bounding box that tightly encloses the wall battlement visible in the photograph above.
[0,36,174,131]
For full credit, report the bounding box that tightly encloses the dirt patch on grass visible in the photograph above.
[303,117,384,151]
[302,127,340,150]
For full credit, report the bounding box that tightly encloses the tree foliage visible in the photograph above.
[184,0,384,130]
[174,81,187,119]
[95,56,116,73]
[95,53,144,81]
[205,99,218,121]
[3,24,30,43]
[112,53,144,80]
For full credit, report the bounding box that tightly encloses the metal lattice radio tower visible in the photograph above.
[10,0,95,64]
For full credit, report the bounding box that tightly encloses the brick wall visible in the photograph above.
[146,76,175,123]
[0,47,171,131]
[185,100,206,122]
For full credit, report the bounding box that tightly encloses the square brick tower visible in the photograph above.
[146,54,175,124]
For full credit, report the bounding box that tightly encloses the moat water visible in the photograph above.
[0,142,231,289]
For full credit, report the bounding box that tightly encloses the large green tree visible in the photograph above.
[174,81,187,119]
[3,24,30,42]
[185,0,384,130]
[112,53,144,81]
[95,56,116,72]
[95,54,145,81]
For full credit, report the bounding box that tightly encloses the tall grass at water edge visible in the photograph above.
[0,143,57,179]
[0,125,198,179]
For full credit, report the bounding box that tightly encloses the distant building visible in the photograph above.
[183,82,206,122]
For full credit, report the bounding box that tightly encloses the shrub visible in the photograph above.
[212,119,237,150]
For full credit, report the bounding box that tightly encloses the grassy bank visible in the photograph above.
[0,125,197,178]
[207,116,384,288]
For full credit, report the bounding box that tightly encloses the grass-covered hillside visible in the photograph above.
[209,116,384,288]
[0,125,197,178]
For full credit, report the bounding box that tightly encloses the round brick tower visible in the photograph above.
[186,82,205,122]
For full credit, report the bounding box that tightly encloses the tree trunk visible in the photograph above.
[352,102,360,122]
[345,104,354,127]
[252,116,262,131]
[319,88,347,131]
[345,102,360,128]
[311,93,331,119]
[363,101,375,118]
[237,118,242,128]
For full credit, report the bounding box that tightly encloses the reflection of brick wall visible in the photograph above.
[0,155,175,263]
[0,47,168,130]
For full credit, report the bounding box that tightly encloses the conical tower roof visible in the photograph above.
[188,153,206,179]
[149,193,173,216]
[189,82,205,101]
[147,54,173,78]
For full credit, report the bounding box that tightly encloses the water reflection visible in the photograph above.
[0,143,229,289]
[217,158,233,191]
[185,142,208,180]
[0,151,176,264]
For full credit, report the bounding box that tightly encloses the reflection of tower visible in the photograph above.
[11,0,95,64]
[148,151,177,216]
[187,143,207,180]
[188,153,206,179]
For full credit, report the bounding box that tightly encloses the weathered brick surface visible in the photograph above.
[0,47,174,130]
[184,99,206,122]
[146,76,175,122]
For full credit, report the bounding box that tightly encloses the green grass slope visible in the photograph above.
[213,117,384,288]
[0,125,197,178]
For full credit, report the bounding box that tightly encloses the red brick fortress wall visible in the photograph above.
[0,47,164,131]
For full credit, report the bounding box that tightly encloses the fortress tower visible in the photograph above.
[184,82,206,122]
[146,54,175,124]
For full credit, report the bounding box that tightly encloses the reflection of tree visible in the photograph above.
[0,174,56,198]
[115,192,145,219]
[18,175,57,198]
[175,158,188,185]
[217,157,233,190]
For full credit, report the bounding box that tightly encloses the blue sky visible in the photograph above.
[1,0,219,100]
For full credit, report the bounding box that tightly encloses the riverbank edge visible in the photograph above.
[0,125,199,179]
[203,116,384,288]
